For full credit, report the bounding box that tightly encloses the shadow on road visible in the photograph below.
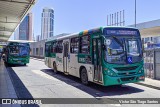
[5,63,28,67]
[41,69,144,97]
[6,64,39,107]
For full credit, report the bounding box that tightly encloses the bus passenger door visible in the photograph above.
[93,38,102,83]
[63,42,69,74]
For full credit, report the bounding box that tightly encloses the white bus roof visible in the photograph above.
[8,40,35,43]
[46,26,138,42]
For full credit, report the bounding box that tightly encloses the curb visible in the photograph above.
[134,82,160,90]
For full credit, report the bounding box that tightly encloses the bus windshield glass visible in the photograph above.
[103,29,142,64]
[19,46,30,56]
[9,45,29,56]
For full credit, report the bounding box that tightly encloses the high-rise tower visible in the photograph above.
[14,13,33,40]
[41,7,54,40]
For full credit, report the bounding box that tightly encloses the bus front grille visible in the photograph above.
[121,77,135,82]
[114,66,138,71]
[118,72,136,76]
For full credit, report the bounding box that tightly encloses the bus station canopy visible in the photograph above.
[0,0,36,41]
[129,19,160,38]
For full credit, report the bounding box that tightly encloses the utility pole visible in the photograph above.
[135,0,137,27]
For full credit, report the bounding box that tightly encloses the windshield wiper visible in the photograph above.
[112,36,127,63]
[112,36,124,48]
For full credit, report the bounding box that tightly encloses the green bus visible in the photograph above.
[0,45,3,59]
[4,42,30,65]
[45,26,145,86]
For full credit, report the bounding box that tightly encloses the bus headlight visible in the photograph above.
[138,67,144,73]
[138,70,142,73]
[9,58,12,61]
[107,70,116,76]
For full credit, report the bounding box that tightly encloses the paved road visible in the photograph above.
[6,59,160,107]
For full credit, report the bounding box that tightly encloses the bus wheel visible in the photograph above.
[80,68,88,85]
[24,63,26,66]
[53,62,58,73]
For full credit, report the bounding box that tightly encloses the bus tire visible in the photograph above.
[24,63,26,66]
[53,62,58,73]
[80,68,88,85]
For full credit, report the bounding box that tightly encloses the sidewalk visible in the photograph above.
[0,60,21,107]
[135,78,160,90]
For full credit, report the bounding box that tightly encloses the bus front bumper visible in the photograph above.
[8,57,29,64]
[103,74,145,86]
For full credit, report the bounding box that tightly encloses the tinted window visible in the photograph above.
[52,41,57,53]
[57,41,63,53]
[80,35,90,54]
[71,37,79,53]
[45,43,51,57]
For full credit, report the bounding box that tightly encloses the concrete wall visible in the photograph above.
[30,40,45,58]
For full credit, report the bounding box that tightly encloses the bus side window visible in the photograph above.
[45,44,50,57]
[79,35,90,54]
[70,37,79,53]
[52,41,56,53]
[56,40,63,53]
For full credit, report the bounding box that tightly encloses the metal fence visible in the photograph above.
[144,48,160,80]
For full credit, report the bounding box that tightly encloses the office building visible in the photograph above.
[14,13,33,40]
[41,7,54,40]
[36,35,41,42]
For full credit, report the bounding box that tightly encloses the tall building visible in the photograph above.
[36,35,41,41]
[14,27,19,40]
[14,13,33,40]
[41,7,54,40]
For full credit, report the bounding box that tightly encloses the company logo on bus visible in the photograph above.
[126,72,129,75]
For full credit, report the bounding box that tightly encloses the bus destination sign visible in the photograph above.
[104,29,138,36]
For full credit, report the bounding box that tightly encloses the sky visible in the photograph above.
[10,0,160,39]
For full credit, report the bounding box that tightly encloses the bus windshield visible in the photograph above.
[19,46,30,56]
[104,36,142,64]
[9,45,29,56]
